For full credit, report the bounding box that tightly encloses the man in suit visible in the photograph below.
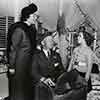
[7,3,38,100]
[31,32,64,100]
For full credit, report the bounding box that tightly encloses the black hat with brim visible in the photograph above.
[37,32,52,44]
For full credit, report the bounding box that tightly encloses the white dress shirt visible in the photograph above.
[43,49,50,57]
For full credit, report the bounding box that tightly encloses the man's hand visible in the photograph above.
[43,78,55,87]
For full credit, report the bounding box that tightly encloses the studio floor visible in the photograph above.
[0,73,8,98]
[0,73,100,100]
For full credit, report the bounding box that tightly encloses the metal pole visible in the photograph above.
[59,0,63,16]
[93,31,97,51]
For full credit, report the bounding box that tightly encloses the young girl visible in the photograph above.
[55,26,95,100]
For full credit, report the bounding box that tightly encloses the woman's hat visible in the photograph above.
[21,3,38,17]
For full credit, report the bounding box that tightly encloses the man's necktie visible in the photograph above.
[47,51,50,58]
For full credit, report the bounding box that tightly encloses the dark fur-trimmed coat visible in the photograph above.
[7,22,37,100]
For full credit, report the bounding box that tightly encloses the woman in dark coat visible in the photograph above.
[7,3,38,100]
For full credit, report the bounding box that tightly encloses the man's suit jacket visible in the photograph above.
[31,49,64,100]
[32,49,64,84]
